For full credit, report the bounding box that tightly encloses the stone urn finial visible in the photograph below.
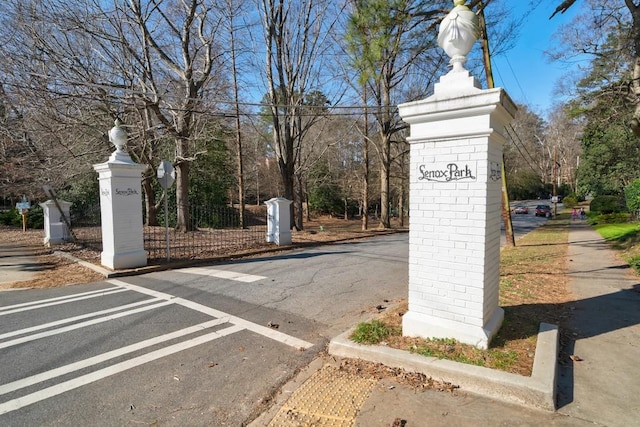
[108,118,127,153]
[437,0,480,72]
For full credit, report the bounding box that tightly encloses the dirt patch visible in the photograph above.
[326,352,459,393]
[0,226,104,290]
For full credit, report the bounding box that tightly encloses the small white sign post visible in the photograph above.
[398,0,516,349]
[157,160,175,261]
[16,196,30,232]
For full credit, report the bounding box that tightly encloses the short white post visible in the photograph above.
[264,197,292,246]
[397,0,516,349]
[93,120,147,270]
[39,199,72,246]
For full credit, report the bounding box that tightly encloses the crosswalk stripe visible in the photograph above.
[179,267,266,283]
[0,318,232,397]
[0,300,172,350]
[0,288,127,316]
[0,324,243,416]
[0,298,162,341]
[109,279,314,350]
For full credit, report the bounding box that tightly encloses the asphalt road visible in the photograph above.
[0,234,409,426]
[505,200,557,245]
[0,212,548,426]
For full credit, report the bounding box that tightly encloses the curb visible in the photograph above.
[328,322,558,411]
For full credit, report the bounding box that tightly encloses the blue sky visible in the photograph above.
[491,1,583,118]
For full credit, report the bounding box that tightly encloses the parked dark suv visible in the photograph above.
[535,204,552,217]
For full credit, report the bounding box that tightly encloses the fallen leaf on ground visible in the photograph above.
[570,355,583,362]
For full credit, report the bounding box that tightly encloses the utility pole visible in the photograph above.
[362,86,370,231]
[552,145,558,216]
[478,3,515,246]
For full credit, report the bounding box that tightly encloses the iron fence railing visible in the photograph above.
[71,203,102,252]
[72,201,269,265]
[144,204,268,263]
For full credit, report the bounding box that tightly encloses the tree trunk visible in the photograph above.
[305,180,311,222]
[280,158,295,230]
[175,136,191,232]
[379,133,391,229]
[294,172,304,230]
[362,89,369,231]
[142,177,159,226]
[398,185,404,228]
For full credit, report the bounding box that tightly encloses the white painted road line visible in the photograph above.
[108,279,314,350]
[179,267,266,283]
[0,300,173,350]
[0,318,232,397]
[0,298,162,341]
[0,324,244,416]
[0,288,128,316]
[0,287,121,312]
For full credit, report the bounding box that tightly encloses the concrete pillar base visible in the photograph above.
[402,307,504,350]
[101,249,148,270]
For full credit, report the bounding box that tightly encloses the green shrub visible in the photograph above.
[625,179,640,218]
[590,212,631,225]
[0,205,44,229]
[590,195,626,214]
[0,208,16,225]
[562,196,578,209]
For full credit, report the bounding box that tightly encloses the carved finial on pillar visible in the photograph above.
[109,119,127,153]
[437,0,480,72]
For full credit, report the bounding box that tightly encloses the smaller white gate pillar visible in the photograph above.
[93,120,147,270]
[39,199,72,246]
[265,197,292,246]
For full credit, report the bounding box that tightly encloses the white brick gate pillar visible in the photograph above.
[265,197,292,246]
[398,70,516,349]
[93,120,147,270]
[40,199,72,246]
[397,0,516,348]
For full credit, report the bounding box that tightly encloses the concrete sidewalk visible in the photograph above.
[557,222,640,425]
[0,243,47,286]
[252,222,640,427]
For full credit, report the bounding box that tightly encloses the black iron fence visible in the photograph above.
[72,202,269,265]
[144,204,268,263]
[71,203,102,252]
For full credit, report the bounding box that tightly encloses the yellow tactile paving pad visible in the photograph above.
[268,365,378,427]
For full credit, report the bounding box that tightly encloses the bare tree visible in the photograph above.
[123,0,227,231]
[217,0,252,227]
[0,0,228,231]
[545,106,583,192]
[257,0,341,230]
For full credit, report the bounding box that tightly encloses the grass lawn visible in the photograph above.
[593,222,640,241]
[593,221,640,271]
